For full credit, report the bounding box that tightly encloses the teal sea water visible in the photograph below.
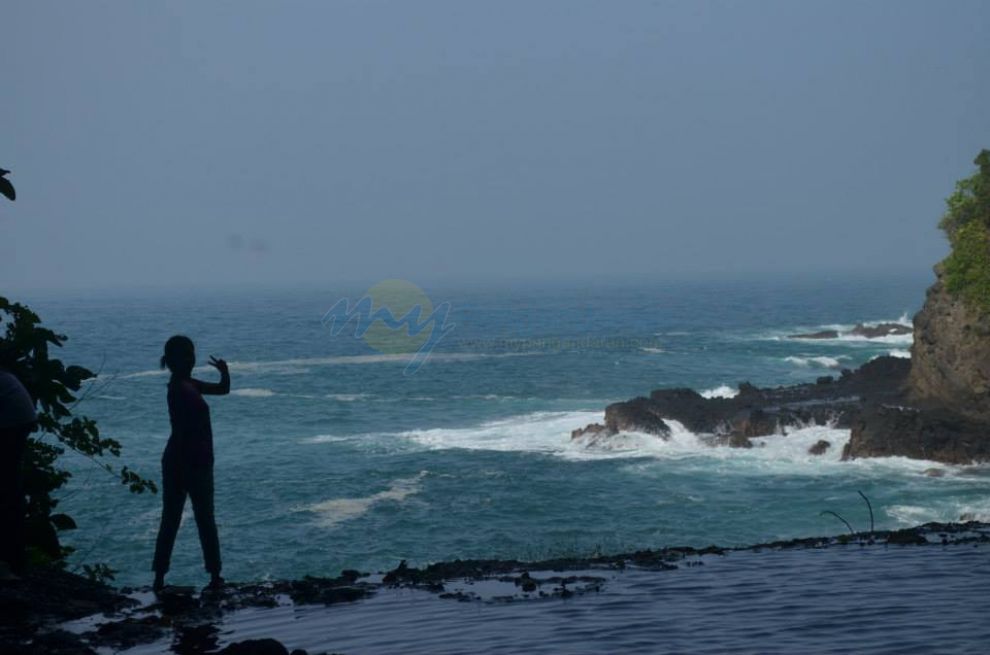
[20,273,990,587]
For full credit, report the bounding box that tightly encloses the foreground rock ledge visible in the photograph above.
[3,523,987,654]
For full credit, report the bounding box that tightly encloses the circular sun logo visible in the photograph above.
[361,278,435,354]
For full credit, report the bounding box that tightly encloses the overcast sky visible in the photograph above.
[2,0,988,292]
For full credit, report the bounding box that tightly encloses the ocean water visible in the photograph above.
[18,272,990,587]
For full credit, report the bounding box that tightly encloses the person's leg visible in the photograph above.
[0,425,29,574]
[186,466,222,580]
[151,458,186,583]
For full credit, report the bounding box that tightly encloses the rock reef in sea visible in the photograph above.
[575,264,990,465]
[788,322,913,340]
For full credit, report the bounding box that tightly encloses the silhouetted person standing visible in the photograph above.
[152,335,229,591]
[0,362,36,577]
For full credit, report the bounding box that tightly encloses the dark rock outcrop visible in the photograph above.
[909,265,990,422]
[571,356,911,447]
[849,323,913,339]
[808,440,831,455]
[845,265,990,463]
[842,404,990,464]
[789,329,840,340]
[571,396,671,443]
[788,323,911,340]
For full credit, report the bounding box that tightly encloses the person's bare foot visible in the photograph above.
[152,572,165,592]
[206,573,224,590]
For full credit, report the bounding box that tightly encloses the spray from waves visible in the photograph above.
[762,314,914,344]
[304,471,429,528]
[119,351,545,379]
[400,411,604,454]
[303,407,967,480]
[886,499,990,525]
[834,332,913,345]
[784,355,848,369]
[700,385,738,399]
[568,419,856,468]
[310,410,950,478]
[308,411,809,468]
[887,349,911,359]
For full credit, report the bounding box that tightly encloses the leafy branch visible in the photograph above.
[1,296,156,567]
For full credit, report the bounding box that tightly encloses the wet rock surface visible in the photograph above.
[843,403,990,464]
[909,265,990,422]
[808,439,831,455]
[572,356,911,447]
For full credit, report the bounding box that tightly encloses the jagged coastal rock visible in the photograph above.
[788,322,913,340]
[841,265,990,464]
[575,268,990,464]
[572,357,911,450]
[909,265,990,422]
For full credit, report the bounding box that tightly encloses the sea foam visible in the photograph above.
[784,355,847,368]
[305,471,429,528]
[700,385,738,399]
[120,351,545,379]
[231,388,278,398]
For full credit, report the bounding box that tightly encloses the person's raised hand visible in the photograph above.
[208,356,229,374]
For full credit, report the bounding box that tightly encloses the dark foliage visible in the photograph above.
[0,296,156,568]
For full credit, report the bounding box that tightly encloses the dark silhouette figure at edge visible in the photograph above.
[152,335,230,592]
[1,168,28,578]
[0,354,37,579]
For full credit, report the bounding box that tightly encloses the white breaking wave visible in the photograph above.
[700,385,738,399]
[887,349,911,359]
[640,347,665,354]
[764,315,914,345]
[390,411,854,468]
[570,419,854,468]
[887,499,990,525]
[401,411,604,454]
[231,387,277,398]
[120,351,544,379]
[784,355,847,368]
[305,410,962,479]
[305,471,428,528]
[326,393,371,402]
[304,434,354,444]
[834,332,913,345]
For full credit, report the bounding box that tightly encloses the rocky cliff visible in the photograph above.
[840,264,990,463]
[908,264,990,421]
